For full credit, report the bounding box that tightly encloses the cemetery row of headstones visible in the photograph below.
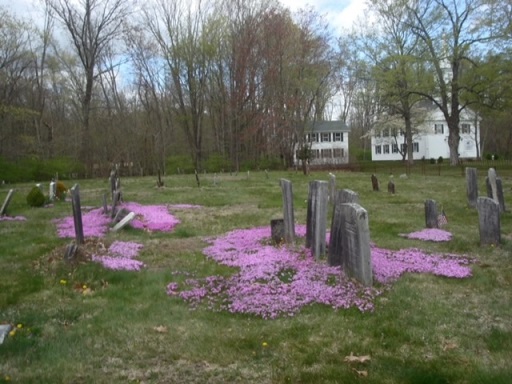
[277,168,508,286]
[278,176,373,287]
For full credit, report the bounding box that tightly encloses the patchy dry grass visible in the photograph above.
[0,168,511,383]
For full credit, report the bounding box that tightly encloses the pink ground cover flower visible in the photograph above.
[404,228,452,242]
[53,207,111,238]
[167,225,473,319]
[121,202,180,232]
[92,241,144,271]
[0,216,26,221]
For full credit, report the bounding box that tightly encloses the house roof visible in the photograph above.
[309,121,350,133]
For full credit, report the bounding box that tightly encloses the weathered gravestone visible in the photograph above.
[465,167,478,208]
[270,219,285,245]
[485,170,506,213]
[328,189,360,267]
[111,211,135,232]
[328,173,336,203]
[332,202,373,286]
[111,190,122,219]
[371,174,379,192]
[306,180,328,260]
[280,179,295,244]
[102,193,108,215]
[477,197,501,246]
[388,179,395,194]
[64,243,78,262]
[0,189,15,216]
[487,168,498,202]
[70,184,84,245]
[49,181,56,201]
[425,199,438,229]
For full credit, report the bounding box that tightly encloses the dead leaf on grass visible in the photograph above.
[442,341,458,351]
[153,325,168,333]
[344,352,371,363]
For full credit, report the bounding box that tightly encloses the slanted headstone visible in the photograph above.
[477,197,501,246]
[487,168,498,202]
[111,211,135,232]
[486,172,506,213]
[113,207,131,223]
[425,199,438,228]
[70,184,84,245]
[334,202,373,286]
[387,179,395,194]
[371,174,379,191]
[270,219,285,245]
[306,180,328,260]
[328,173,336,203]
[0,324,12,345]
[465,167,478,208]
[280,178,295,244]
[0,189,15,216]
[49,181,56,201]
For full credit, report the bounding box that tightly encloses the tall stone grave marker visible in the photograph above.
[70,184,84,245]
[306,180,328,260]
[477,197,500,246]
[49,181,56,201]
[371,174,379,191]
[0,189,15,216]
[328,189,360,267]
[425,199,438,228]
[280,179,295,244]
[465,167,478,208]
[337,203,373,286]
[328,173,336,203]
[485,169,506,213]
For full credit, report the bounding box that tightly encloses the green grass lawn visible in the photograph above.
[0,167,511,383]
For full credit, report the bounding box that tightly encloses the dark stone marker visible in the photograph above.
[387,180,395,194]
[486,175,506,213]
[0,189,15,216]
[70,184,84,245]
[102,193,108,215]
[270,219,285,245]
[280,178,295,244]
[339,203,373,286]
[477,197,501,246]
[465,167,478,208]
[425,199,438,229]
[371,174,379,191]
[111,190,122,219]
[306,180,328,260]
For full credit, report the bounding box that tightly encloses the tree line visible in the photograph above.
[0,0,510,180]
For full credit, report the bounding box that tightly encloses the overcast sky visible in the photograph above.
[2,0,365,35]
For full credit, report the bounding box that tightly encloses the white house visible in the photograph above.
[371,104,480,161]
[294,121,350,166]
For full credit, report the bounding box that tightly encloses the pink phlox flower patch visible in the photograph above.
[121,202,180,232]
[53,207,111,238]
[0,215,27,221]
[372,246,472,284]
[92,241,144,271]
[403,228,452,242]
[169,225,380,319]
[168,225,473,319]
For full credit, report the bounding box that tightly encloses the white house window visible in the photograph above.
[310,133,318,142]
[333,148,342,158]
[334,132,343,142]
[413,142,419,152]
[321,133,330,142]
[375,145,382,154]
[434,124,444,134]
[392,144,399,153]
[383,144,390,154]
[321,148,332,158]
[461,123,470,134]
[311,149,320,159]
